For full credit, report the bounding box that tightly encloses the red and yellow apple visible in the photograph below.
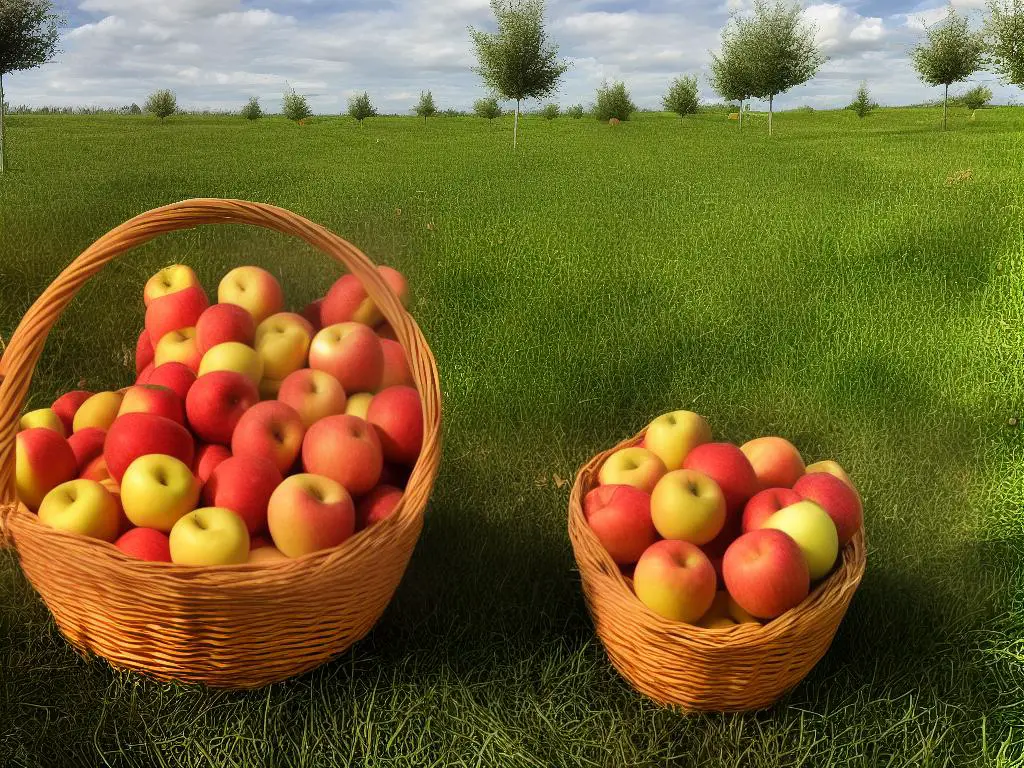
[202,455,282,534]
[145,283,208,346]
[145,362,196,402]
[740,436,805,489]
[195,302,256,354]
[72,391,124,433]
[355,484,404,530]
[722,528,810,619]
[51,390,92,435]
[642,410,711,471]
[118,384,185,424]
[254,312,313,381]
[154,327,202,371]
[277,368,347,429]
[302,414,382,495]
[103,412,195,483]
[267,473,355,557]
[598,446,665,494]
[15,428,78,510]
[682,442,759,515]
[805,459,856,492]
[230,400,305,474]
[309,322,384,394]
[762,500,839,581]
[741,487,802,534]
[366,385,423,466]
[67,427,107,473]
[792,471,862,546]
[19,408,65,436]
[143,264,200,306]
[632,539,717,623]
[583,484,657,565]
[650,469,726,545]
[377,339,414,390]
[120,454,200,531]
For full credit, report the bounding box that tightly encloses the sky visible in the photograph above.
[4,0,1017,113]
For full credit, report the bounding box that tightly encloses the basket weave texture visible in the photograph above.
[568,430,866,712]
[0,198,442,688]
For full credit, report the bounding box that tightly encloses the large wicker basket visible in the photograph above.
[568,429,866,712]
[0,199,442,688]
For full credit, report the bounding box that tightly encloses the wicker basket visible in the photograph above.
[0,198,442,688]
[568,429,866,712]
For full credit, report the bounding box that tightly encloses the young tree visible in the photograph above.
[663,75,700,118]
[566,103,585,118]
[709,12,759,129]
[849,81,876,117]
[347,91,376,124]
[282,89,312,122]
[911,7,986,130]
[960,83,993,109]
[540,102,559,119]
[0,0,61,172]
[984,0,1024,88]
[241,96,262,120]
[594,80,636,122]
[469,0,568,148]
[128,102,142,115]
[415,90,438,120]
[473,96,503,119]
[145,89,177,119]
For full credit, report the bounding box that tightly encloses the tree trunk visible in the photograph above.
[0,72,5,174]
[943,84,948,131]
[769,94,773,137]
[513,100,520,149]
[739,99,743,129]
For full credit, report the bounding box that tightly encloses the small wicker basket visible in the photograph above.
[0,198,442,689]
[568,430,865,712]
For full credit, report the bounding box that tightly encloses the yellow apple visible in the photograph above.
[144,264,200,306]
[154,327,201,371]
[19,408,66,436]
[344,392,374,420]
[72,391,124,433]
[254,312,312,381]
[120,454,200,531]
[37,479,120,541]
[217,266,284,324]
[762,500,839,581]
[598,447,666,493]
[169,507,250,565]
[198,341,264,386]
[650,469,726,544]
[642,410,711,471]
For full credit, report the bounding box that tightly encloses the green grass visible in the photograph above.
[1,106,1023,767]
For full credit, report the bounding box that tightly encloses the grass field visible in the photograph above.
[1,106,1023,767]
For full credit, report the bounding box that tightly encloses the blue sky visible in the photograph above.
[6,0,1016,113]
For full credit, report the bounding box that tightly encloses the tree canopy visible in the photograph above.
[984,0,1024,86]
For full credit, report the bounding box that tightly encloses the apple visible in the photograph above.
[143,264,200,306]
[37,479,120,541]
[51,390,92,435]
[19,408,65,436]
[254,312,313,381]
[379,462,411,489]
[377,339,414,390]
[98,477,132,536]
[375,321,398,342]
[727,594,760,624]
[650,469,726,545]
[115,527,172,562]
[805,459,857,492]
[249,545,288,563]
[72,391,124,433]
[267,473,355,557]
[198,341,264,386]
[632,539,717,623]
[146,362,197,401]
[118,384,184,424]
[231,401,305,474]
[15,428,78,510]
[582,484,657,565]
[378,266,410,307]
[136,329,155,376]
[740,436,805,489]
[322,274,380,326]
[202,455,282,534]
[302,414,383,495]
[355,484,404,530]
[217,266,283,324]
[762,500,839,581]
[120,454,200,531]
[277,368,347,429]
[792,472,863,546]
[741,487,802,533]
[366,385,423,466]
[598,447,666,494]
[145,283,208,347]
[67,427,107,472]
[300,299,323,332]
[696,591,738,629]
[309,322,384,394]
[682,442,759,515]
[104,412,195,483]
[195,302,256,355]
[194,443,232,485]
[641,410,711,471]
[169,507,250,565]
[185,371,259,445]
[722,528,810,619]
[154,327,202,371]
[81,455,112,483]
[345,392,374,419]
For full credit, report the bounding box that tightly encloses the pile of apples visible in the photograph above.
[14,262,423,566]
[584,411,862,627]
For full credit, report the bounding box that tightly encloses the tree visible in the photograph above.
[960,83,993,109]
[469,0,568,148]
[347,91,376,124]
[709,11,760,129]
[849,81,876,117]
[241,96,262,120]
[415,90,438,120]
[663,75,700,118]
[742,0,825,136]
[594,80,636,122]
[282,89,312,122]
[984,0,1024,88]
[540,102,558,119]
[0,0,61,172]
[911,7,985,130]
[473,96,503,119]
[128,103,142,115]
[145,89,177,119]
[566,103,584,118]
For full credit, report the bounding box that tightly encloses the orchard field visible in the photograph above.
[1,107,1022,767]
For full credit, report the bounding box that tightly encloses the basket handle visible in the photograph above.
[0,198,442,547]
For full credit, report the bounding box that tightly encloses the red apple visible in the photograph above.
[81,455,112,483]
[202,455,282,534]
[195,302,257,354]
[136,362,155,384]
[302,414,383,495]
[67,427,107,473]
[51,390,92,435]
[145,283,209,347]
[378,266,410,307]
[230,401,305,474]
[355,484,404,530]
[723,528,810,619]
[277,368,347,429]
[103,412,195,483]
[366,385,422,466]
[146,362,197,402]
[375,321,398,342]
[740,436,805,489]
[792,472,863,546]
[321,274,378,326]
[185,371,259,445]
[309,322,384,394]
[632,539,717,622]
[300,299,324,331]
[115,527,172,562]
[742,487,802,533]
[583,484,657,565]
[118,384,185,424]
[136,330,154,376]
[194,443,231,485]
[15,428,78,510]
[682,442,759,515]
[377,339,414,390]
